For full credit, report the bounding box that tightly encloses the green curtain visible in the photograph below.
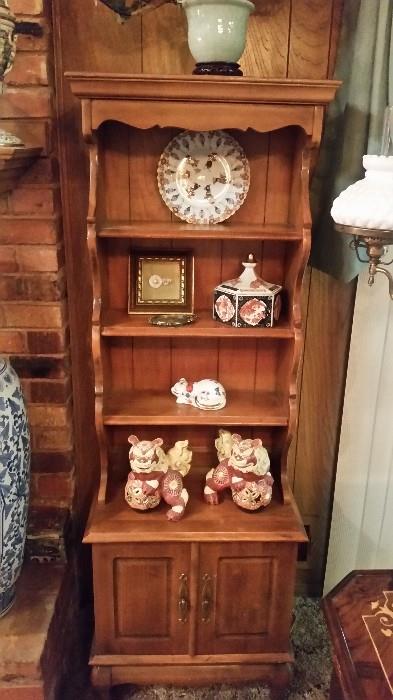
[310,0,393,282]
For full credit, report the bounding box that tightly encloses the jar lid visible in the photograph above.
[220,254,280,294]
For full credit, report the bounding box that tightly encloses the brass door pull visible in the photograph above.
[201,573,213,623]
[178,573,189,623]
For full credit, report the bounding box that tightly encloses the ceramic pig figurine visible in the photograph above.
[204,431,274,511]
[171,378,226,410]
[125,435,192,521]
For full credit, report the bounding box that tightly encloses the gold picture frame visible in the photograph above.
[128,250,194,314]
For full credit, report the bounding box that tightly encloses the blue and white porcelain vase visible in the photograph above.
[0,357,30,616]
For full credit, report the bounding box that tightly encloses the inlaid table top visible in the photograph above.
[323,570,393,700]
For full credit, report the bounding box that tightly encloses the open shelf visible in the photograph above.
[98,221,304,241]
[84,468,306,544]
[101,310,294,338]
[103,389,289,426]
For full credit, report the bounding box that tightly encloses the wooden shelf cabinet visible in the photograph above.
[69,73,339,698]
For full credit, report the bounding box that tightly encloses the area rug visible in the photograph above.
[112,598,333,700]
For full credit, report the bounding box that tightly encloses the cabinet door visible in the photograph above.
[93,542,191,655]
[196,542,297,655]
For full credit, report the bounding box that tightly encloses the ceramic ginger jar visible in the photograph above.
[125,435,192,521]
[0,357,30,616]
[331,156,393,230]
[204,430,273,511]
[214,254,282,328]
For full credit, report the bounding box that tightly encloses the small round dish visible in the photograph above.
[157,130,250,225]
[149,314,198,327]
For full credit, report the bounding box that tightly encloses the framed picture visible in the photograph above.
[128,250,194,314]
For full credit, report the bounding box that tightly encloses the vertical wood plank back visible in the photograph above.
[241,0,291,77]
[142,4,194,75]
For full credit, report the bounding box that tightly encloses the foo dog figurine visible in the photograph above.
[171,377,226,410]
[125,435,192,521]
[204,430,274,511]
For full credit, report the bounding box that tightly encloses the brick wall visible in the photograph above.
[0,0,73,557]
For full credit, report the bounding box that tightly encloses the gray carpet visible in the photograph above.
[111,598,333,700]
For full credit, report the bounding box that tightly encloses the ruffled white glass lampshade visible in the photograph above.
[331,155,393,231]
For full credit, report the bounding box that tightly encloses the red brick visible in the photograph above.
[0,217,59,244]
[28,378,71,403]
[0,195,9,214]
[10,355,68,378]
[0,273,64,302]
[10,0,43,15]
[1,87,51,118]
[5,52,48,86]
[20,157,58,185]
[0,330,27,353]
[10,187,58,215]
[31,473,74,502]
[0,682,44,698]
[33,428,73,451]
[26,330,68,354]
[0,302,66,328]
[0,245,62,272]
[31,451,74,473]
[28,404,70,428]
[0,246,18,272]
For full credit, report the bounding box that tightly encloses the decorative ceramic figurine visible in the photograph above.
[125,435,192,521]
[213,254,282,328]
[0,0,22,147]
[171,378,226,410]
[0,357,30,616]
[204,431,273,511]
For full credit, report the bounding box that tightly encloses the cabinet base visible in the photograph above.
[91,661,292,696]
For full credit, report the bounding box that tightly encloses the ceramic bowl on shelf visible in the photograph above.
[179,0,255,73]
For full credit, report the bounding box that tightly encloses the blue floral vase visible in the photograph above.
[0,357,30,616]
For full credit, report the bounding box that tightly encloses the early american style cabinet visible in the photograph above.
[68,73,338,698]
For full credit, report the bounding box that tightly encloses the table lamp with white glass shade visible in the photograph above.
[331,107,393,299]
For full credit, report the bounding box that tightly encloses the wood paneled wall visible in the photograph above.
[53,0,354,593]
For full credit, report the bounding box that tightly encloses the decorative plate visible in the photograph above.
[157,130,250,225]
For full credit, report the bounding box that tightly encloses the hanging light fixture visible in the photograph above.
[331,107,393,300]
[95,0,175,21]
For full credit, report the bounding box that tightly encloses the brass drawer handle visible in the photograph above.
[178,573,189,623]
[201,573,213,623]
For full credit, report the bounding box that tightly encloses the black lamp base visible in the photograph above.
[193,62,243,76]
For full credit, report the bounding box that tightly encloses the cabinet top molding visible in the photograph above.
[67,73,340,137]
[67,72,340,105]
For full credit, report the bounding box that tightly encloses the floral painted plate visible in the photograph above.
[157,130,250,225]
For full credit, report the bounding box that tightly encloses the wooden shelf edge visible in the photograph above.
[102,390,289,427]
[98,221,304,241]
[101,311,294,339]
[0,146,42,195]
[83,475,307,544]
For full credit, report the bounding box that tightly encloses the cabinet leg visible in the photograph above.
[91,665,112,700]
[269,663,291,700]
[329,668,344,700]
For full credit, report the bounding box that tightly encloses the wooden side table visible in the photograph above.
[323,570,393,699]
